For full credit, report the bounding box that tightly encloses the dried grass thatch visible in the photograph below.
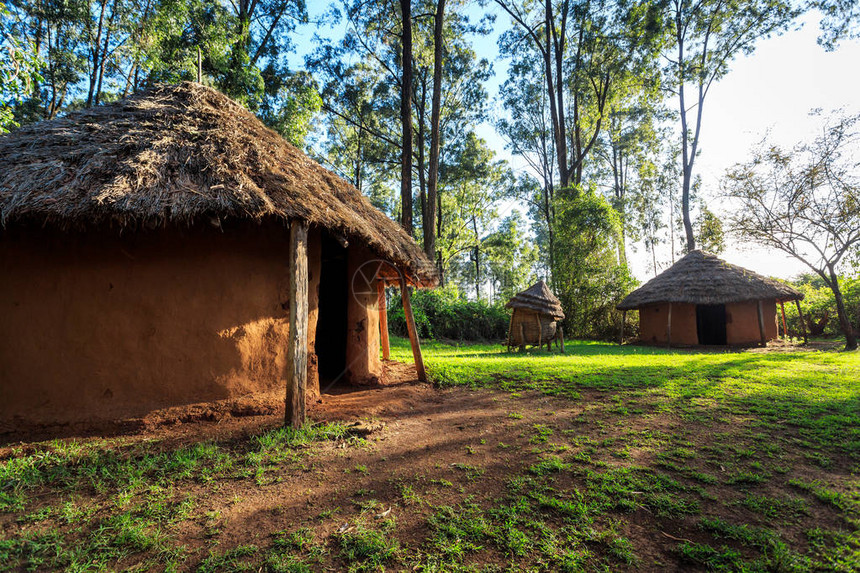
[0,82,437,286]
[508,309,558,347]
[505,280,565,320]
[617,250,802,310]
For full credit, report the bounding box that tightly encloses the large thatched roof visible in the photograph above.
[506,280,565,319]
[617,250,802,310]
[0,82,437,286]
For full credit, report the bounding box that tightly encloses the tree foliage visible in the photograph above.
[1,1,41,131]
[812,0,860,50]
[552,187,635,339]
[665,0,798,251]
[3,0,319,143]
[724,112,860,349]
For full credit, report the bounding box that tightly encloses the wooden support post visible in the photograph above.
[378,280,390,361]
[780,301,788,341]
[400,273,426,382]
[535,314,542,349]
[757,300,766,346]
[505,312,515,351]
[519,322,526,352]
[795,300,808,344]
[619,310,626,345]
[666,302,673,348]
[285,221,308,429]
[559,327,565,353]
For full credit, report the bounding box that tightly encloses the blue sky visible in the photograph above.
[289,5,860,280]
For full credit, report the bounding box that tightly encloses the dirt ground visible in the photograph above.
[1,357,854,571]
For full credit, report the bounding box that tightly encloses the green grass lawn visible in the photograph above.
[390,337,860,571]
[0,337,857,572]
[392,338,860,455]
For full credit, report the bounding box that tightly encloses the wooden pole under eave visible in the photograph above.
[399,272,427,382]
[378,280,390,360]
[666,302,673,348]
[285,220,309,428]
[780,301,788,341]
[795,299,808,344]
[619,310,626,345]
[757,300,766,347]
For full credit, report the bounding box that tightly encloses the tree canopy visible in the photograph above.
[2,0,857,342]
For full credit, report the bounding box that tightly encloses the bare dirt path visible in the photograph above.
[2,357,854,571]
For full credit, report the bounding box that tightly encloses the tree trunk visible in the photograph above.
[473,217,480,301]
[416,76,427,234]
[425,0,446,262]
[542,181,556,286]
[543,0,568,187]
[355,111,364,191]
[95,0,117,106]
[400,0,414,235]
[829,267,858,350]
[675,11,696,252]
[87,0,109,108]
[31,20,43,108]
[549,0,569,188]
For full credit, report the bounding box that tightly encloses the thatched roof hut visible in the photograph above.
[617,250,803,346]
[505,280,565,350]
[617,250,801,310]
[506,280,566,319]
[0,82,437,287]
[0,82,434,430]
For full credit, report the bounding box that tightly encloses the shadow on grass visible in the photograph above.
[390,337,860,456]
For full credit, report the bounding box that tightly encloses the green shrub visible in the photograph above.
[387,285,509,341]
[781,275,859,338]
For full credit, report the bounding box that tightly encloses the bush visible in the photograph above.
[387,285,510,341]
[781,275,859,338]
[551,187,636,341]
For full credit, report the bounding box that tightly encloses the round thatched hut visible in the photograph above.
[617,250,804,346]
[505,280,566,351]
[0,82,437,429]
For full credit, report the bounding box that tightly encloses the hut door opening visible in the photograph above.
[696,304,727,345]
[316,233,348,383]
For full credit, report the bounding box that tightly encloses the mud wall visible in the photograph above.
[346,245,381,385]
[638,303,698,345]
[726,300,778,344]
[637,300,780,346]
[0,223,297,425]
[306,228,322,399]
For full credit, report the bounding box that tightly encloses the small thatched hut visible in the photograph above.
[506,280,565,351]
[617,250,804,346]
[0,82,437,428]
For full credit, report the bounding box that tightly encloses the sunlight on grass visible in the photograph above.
[392,336,860,452]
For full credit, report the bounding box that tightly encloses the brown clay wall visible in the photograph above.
[726,299,778,344]
[638,303,698,345]
[0,223,296,425]
[346,245,381,385]
[306,228,322,399]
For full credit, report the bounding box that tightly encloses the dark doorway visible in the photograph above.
[316,233,348,381]
[696,304,727,345]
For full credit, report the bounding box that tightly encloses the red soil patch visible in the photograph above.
[1,359,853,571]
